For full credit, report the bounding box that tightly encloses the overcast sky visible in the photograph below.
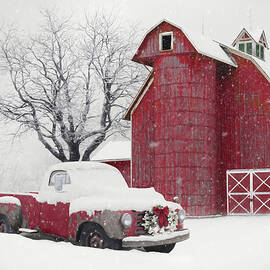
[1,0,270,45]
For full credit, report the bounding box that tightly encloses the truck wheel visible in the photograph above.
[80,223,110,249]
[144,243,175,253]
[0,215,13,233]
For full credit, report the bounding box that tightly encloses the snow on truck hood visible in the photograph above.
[37,161,181,213]
[69,187,181,215]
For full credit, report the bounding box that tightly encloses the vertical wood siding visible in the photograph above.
[217,55,270,213]
[132,84,155,189]
[152,54,218,216]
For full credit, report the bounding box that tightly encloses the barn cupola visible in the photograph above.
[232,28,269,60]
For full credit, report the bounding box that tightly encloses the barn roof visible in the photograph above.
[124,20,270,121]
[216,41,270,83]
[133,19,238,68]
[91,140,131,162]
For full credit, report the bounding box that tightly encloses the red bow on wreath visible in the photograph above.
[153,206,169,228]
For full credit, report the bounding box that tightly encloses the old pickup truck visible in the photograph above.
[0,162,189,253]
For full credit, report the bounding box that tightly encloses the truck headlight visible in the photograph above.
[121,213,133,229]
[178,209,186,223]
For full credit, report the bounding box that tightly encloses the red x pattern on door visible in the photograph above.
[227,170,270,215]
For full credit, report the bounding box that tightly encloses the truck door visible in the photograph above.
[39,171,71,238]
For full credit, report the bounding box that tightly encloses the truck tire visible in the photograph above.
[144,243,175,253]
[0,215,13,233]
[79,223,111,249]
[79,223,122,250]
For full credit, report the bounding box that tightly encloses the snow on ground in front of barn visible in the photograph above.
[0,216,269,270]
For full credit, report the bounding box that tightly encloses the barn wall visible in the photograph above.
[152,54,218,216]
[217,55,270,213]
[132,83,155,189]
[104,161,131,187]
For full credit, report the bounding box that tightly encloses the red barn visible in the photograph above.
[124,20,270,216]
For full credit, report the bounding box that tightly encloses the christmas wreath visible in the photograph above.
[142,205,178,235]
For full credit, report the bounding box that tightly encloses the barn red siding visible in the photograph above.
[132,56,219,215]
[105,161,131,187]
[152,54,218,216]
[132,83,155,189]
[217,55,270,213]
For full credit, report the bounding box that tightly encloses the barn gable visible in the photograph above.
[232,28,269,60]
[258,31,268,48]
[133,20,237,67]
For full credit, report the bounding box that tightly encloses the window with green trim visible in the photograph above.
[246,43,252,55]
[256,44,260,57]
[239,43,245,52]
[260,45,264,60]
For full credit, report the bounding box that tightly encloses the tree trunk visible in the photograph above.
[82,134,105,161]
[68,142,80,161]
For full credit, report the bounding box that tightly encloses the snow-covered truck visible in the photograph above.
[0,162,189,252]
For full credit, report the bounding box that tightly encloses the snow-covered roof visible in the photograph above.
[180,25,237,67]
[136,19,237,67]
[91,140,131,161]
[216,41,270,82]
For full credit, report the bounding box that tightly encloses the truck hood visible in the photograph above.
[69,187,181,215]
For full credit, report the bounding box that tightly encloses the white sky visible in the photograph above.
[0,0,270,45]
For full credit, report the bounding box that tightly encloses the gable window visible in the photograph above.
[246,43,252,55]
[159,32,173,51]
[260,45,264,60]
[239,43,245,52]
[256,44,260,57]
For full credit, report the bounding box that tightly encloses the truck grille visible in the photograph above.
[135,212,147,236]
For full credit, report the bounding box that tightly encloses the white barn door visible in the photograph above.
[227,169,270,215]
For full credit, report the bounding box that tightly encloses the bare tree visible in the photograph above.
[0,11,144,161]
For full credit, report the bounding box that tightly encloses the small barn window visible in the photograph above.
[239,43,244,52]
[159,32,173,51]
[256,44,260,57]
[260,45,264,60]
[246,43,252,55]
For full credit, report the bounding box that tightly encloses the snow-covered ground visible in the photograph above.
[1,216,269,270]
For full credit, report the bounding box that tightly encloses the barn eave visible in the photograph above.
[123,71,154,120]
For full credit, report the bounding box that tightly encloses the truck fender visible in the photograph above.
[0,196,22,232]
[71,210,123,241]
